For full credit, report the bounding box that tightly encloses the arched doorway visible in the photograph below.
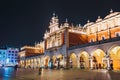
[44,56,50,68]
[58,54,64,68]
[109,46,120,70]
[92,49,105,69]
[69,53,77,68]
[79,51,89,69]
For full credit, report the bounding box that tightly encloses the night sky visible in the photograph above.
[0,0,120,48]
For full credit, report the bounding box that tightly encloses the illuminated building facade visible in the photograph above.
[43,13,87,68]
[19,41,44,68]
[19,10,120,70]
[68,10,120,70]
[6,48,19,66]
[0,49,6,66]
[0,48,19,66]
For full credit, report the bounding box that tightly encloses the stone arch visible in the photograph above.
[79,51,89,69]
[44,56,50,68]
[109,46,120,70]
[92,49,106,69]
[108,45,119,54]
[69,53,77,68]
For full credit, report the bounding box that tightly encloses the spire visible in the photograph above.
[63,18,69,27]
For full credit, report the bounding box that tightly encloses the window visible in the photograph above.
[90,39,94,42]
[11,60,13,62]
[15,54,17,56]
[115,32,120,37]
[3,52,5,54]
[12,54,14,56]
[102,36,105,40]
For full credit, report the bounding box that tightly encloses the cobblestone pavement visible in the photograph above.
[1,67,120,80]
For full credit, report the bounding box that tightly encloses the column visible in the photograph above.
[90,58,93,69]
[63,56,66,68]
[77,56,80,68]
[107,58,110,70]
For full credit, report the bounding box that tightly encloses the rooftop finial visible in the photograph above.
[87,20,90,23]
[53,12,55,17]
[98,16,100,19]
[65,18,68,23]
[79,24,81,27]
[110,9,113,13]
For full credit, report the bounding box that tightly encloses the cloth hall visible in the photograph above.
[19,10,120,70]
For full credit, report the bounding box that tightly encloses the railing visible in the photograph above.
[68,36,120,50]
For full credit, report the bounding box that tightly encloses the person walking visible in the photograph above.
[38,67,42,75]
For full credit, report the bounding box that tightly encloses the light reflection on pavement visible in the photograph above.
[0,67,120,80]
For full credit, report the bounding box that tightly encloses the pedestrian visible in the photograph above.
[14,64,18,71]
[99,63,101,69]
[110,63,113,70]
[38,67,42,75]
